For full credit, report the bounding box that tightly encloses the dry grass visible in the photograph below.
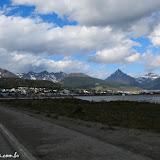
[0,98,160,133]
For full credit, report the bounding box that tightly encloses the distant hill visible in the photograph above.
[0,68,18,78]
[61,73,142,91]
[61,73,105,88]
[144,78,160,90]
[64,73,89,78]
[2,67,160,90]
[0,78,62,89]
[106,69,140,87]
[136,73,160,89]
[17,71,66,82]
[94,81,141,91]
[105,70,160,90]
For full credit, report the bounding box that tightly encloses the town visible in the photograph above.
[1,87,160,98]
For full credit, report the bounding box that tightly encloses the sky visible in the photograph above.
[0,0,160,79]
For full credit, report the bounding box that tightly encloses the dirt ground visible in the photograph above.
[0,105,160,160]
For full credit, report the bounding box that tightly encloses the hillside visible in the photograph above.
[106,69,140,86]
[64,73,89,78]
[0,68,156,91]
[61,73,142,91]
[0,68,18,78]
[61,76,105,88]
[0,78,62,89]
[94,81,142,91]
[145,78,160,90]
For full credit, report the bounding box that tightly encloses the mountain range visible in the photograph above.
[106,70,160,90]
[105,69,160,90]
[136,73,160,88]
[60,72,141,91]
[17,71,66,83]
[61,73,106,88]
[1,68,160,90]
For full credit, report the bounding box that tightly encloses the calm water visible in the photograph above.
[75,95,160,103]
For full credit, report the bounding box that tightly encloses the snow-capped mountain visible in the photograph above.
[143,73,160,80]
[136,73,160,84]
[17,71,67,82]
[106,70,160,89]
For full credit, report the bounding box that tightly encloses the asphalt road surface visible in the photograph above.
[0,132,21,159]
[0,105,152,160]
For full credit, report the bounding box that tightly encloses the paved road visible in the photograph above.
[0,105,152,160]
[0,132,21,159]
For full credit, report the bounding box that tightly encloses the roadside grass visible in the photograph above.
[0,98,160,133]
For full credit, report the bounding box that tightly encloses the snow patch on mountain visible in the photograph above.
[16,73,23,78]
[136,73,160,84]
[142,73,160,80]
[17,71,67,82]
[30,74,36,80]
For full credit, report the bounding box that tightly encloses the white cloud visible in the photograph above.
[0,13,146,74]
[149,24,160,46]
[88,40,141,64]
[145,55,160,71]
[12,0,160,26]
[0,48,89,74]
[36,58,90,74]
[1,2,160,75]
[0,4,18,15]
[0,13,139,58]
[143,50,160,71]
[130,17,155,38]
[86,70,110,79]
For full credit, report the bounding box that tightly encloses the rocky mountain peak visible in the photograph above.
[114,69,124,75]
[17,71,66,82]
[106,69,139,86]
